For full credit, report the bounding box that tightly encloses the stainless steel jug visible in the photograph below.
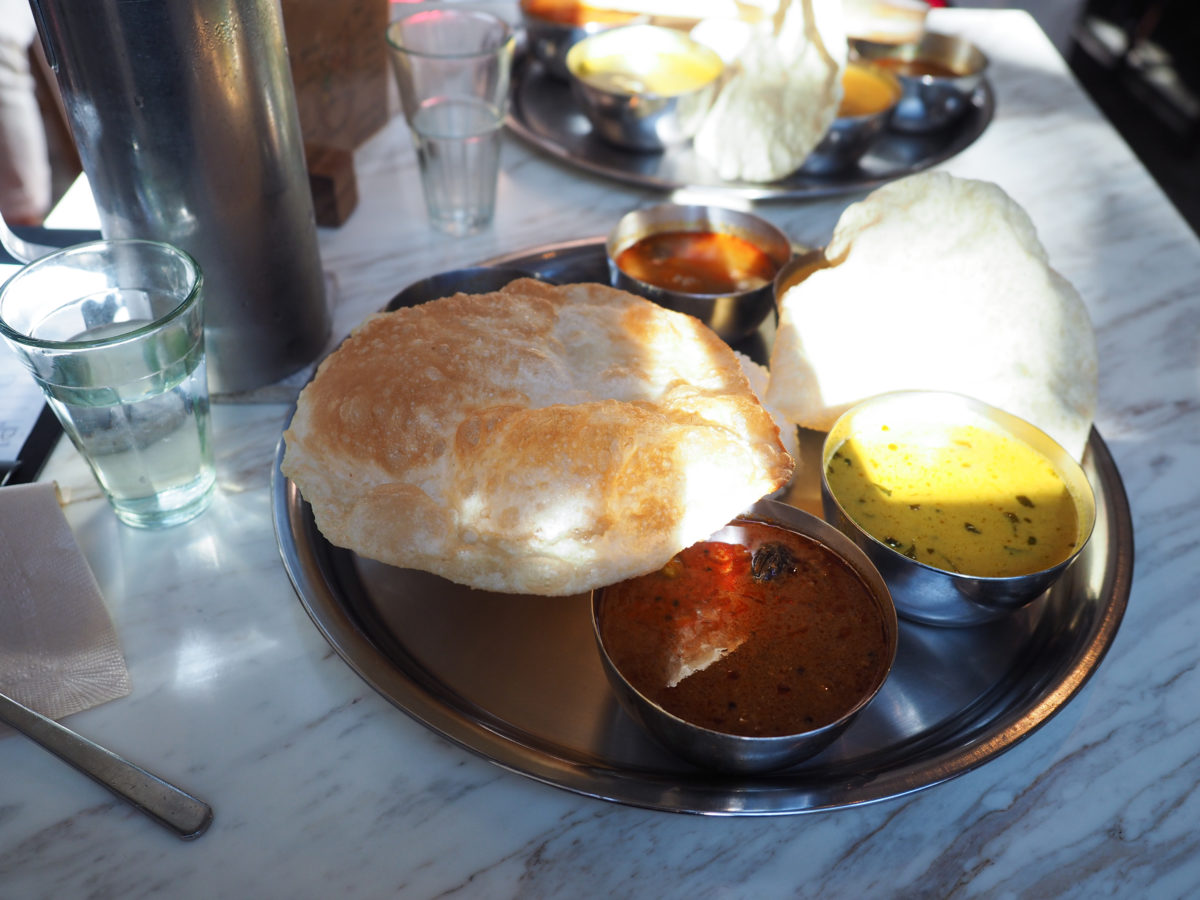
[29,0,331,394]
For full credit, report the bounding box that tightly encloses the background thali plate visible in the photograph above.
[505,55,996,200]
[271,240,1132,816]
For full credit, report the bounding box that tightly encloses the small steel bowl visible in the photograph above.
[772,245,828,301]
[566,24,723,151]
[821,391,1097,627]
[606,202,792,342]
[591,499,898,773]
[800,62,902,175]
[519,0,645,81]
[850,32,988,133]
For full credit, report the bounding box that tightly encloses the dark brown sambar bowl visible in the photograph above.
[591,498,898,774]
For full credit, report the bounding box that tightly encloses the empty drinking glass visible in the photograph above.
[387,9,516,236]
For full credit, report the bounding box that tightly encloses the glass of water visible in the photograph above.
[0,239,215,528]
[387,9,515,236]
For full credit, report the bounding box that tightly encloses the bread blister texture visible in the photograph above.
[283,279,794,596]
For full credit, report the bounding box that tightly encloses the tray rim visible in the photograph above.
[271,240,1134,816]
[504,53,997,201]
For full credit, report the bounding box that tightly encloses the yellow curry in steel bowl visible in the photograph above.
[825,419,1081,579]
[820,390,1096,627]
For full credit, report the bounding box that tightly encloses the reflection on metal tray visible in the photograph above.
[505,54,996,200]
[271,240,1133,816]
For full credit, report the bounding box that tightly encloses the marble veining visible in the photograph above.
[1,9,1198,898]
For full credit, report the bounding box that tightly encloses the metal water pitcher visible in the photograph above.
[28,0,331,394]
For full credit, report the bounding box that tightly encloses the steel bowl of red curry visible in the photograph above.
[591,498,898,773]
[605,203,792,343]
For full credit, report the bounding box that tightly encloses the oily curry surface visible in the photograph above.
[615,230,778,294]
[837,63,899,118]
[598,521,890,737]
[521,0,639,26]
[825,422,1081,578]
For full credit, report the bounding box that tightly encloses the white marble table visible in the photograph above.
[3,9,1198,897]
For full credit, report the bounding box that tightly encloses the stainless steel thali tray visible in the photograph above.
[505,54,996,200]
[272,240,1133,816]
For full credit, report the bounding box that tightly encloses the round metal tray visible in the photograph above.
[271,241,1133,816]
[505,54,996,200]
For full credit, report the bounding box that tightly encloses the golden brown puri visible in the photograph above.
[283,279,793,595]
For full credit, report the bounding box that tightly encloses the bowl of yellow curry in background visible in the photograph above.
[820,391,1096,627]
[566,24,723,151]
[799,61,902,175]
[520,0,645,81]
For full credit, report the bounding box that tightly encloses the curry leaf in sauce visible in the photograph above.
[825,422,1081,578]
[598,522,890,737]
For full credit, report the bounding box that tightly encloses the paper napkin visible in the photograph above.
[0,481,131,719]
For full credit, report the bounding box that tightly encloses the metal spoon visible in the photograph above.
[1,209,206,837]
[0,688,212,840]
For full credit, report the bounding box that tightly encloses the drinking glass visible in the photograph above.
[387,9,516,236]
[0,240,216,528]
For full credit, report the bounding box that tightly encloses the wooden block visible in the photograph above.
[305,144,358,227]
[282,0,390,151]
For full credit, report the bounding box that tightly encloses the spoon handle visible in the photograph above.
[0,690,212,839]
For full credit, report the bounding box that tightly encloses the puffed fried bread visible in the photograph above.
[694,0,846,182]
[282,279,794,595]
[766,172,1099,461]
